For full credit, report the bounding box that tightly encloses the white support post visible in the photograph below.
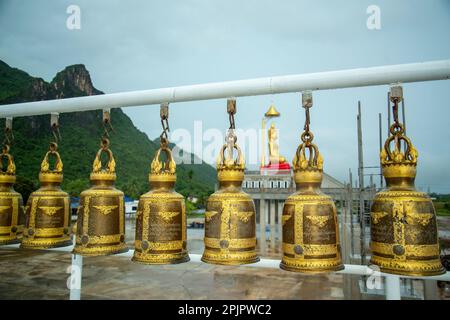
[385,275,401,300]
[69,254,83,300]
[270,200,276,249]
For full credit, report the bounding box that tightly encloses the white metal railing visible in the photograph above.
[1,243,449,300]
[0,60,449,117]
[1,60,450,300]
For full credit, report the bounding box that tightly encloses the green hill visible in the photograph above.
[0,60,216,205]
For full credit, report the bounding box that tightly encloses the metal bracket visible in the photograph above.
[389,85,403,102]
[302,91,313,108]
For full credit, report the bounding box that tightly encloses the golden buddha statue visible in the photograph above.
[261,104,289,170]
[268,122,286,165]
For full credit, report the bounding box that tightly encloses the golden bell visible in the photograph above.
[21,143,72,249]
[202,133,259,265]
[0,145,25,245]
[132,144,189,264]
[73,139,128,256]
[280,133,343,273]
[370,124,445,276]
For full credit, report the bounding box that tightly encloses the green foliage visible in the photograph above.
[433,200,450,216]
[0,60,216,201]
[185,200,197,215]
[64,178,89,197]
[14,175,36,203]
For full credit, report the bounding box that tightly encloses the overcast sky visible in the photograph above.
[1,0,449,192]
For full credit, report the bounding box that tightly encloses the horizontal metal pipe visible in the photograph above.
[1,60,449,117]
[2,244,450,281]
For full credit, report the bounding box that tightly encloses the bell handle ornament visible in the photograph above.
[382,123,417,165]
[293,140,323,171]
[151,145,176,174]
[216,136,245,169]
[40,142,63,173]
[92,137,116,174]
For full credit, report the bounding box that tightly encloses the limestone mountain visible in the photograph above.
[0,60,216,203]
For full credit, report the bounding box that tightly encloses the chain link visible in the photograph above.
[102,109,114,139]
[3,118,13,148]
[227,99,236,130]
[390,96,404,136]
[301,92,313,144]
[159,103,170,147]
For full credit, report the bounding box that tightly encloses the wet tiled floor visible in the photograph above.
[0,247,349,300]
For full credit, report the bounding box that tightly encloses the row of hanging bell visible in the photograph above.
[280,93,343,273]
[73,137,128,256]
[202,99,259,265]
[0,144,25,245]
[21,142,72,249]
[369,88,445,276]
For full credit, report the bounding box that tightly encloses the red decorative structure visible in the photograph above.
[260,162,291,174]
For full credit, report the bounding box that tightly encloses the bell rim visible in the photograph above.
[20,239,73,250]
[369,259,446,277]
[200,256,260,266]
[72,245,129,257]
[131,254,190,265]
[279,262,345,274]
